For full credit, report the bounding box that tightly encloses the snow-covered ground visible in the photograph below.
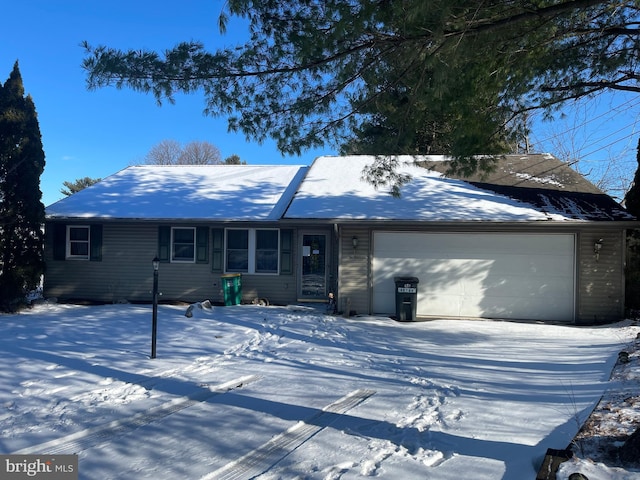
[0,302,638,479]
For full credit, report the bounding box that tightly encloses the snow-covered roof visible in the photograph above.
[423,153,635,221]
[46,165,308,221]
[283,155,604,221]
[46,156,634,222]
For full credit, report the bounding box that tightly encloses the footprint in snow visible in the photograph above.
[322,461,357,479]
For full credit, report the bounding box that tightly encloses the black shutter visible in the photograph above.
[158,226,170,262]
[196,227,209,263]
[90,224,103,261]
[280,229,293,274]
[52,223,66,261]
[211,228,223,272]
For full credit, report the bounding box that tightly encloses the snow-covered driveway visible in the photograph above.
[0,303,636,479]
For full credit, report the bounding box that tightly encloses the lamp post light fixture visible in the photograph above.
[594,238,603,262]
[151,256,159,359]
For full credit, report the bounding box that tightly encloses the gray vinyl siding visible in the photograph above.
[45,223,159,302]
[44,222,300,305]
[44,219,630,324]
[232,275,296,305]
[336,224,628,324]
[220,226,298,306]
[337,226,370,316]
[576,229,626,324]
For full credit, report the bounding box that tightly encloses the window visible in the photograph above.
[53,224,102,262]
[226,229,248,271]
[67,226,90,259]
[256,230,278,273]
[172,227,196,262]
[158,226,208,264]
[225,228,279,274]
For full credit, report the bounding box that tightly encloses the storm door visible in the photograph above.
[299,233,328,300]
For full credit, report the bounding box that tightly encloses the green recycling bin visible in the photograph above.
[221,273,242,306]
[394,276,419,321]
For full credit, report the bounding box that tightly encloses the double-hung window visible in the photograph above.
[53,224,102,262]
[67,225,90,259]
[225,228,279,274]
[255,230,278,273]
[157,226,207,264]
[226,229,249,271]
[172,227,196,263]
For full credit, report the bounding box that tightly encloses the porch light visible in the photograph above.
[352,236,359,249]
[594,238,603,261]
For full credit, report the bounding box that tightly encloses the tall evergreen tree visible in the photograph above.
[624,138,640,218]
[624,138,640,310]
[0,62,46,311]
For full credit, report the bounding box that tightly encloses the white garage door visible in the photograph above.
[372,232,575,322]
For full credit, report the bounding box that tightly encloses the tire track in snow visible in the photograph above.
[13,375,260,455]
[201,388,376,480]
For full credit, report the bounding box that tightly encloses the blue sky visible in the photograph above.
[2,1,639,207]
[1,1,332,207]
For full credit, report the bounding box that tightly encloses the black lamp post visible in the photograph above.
[151,256,159,359]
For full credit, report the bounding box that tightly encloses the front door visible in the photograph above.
[299,233,328,300]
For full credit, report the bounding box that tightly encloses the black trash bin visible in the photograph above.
[394,276,419,321]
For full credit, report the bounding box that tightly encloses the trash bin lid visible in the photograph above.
[394,276,419,283]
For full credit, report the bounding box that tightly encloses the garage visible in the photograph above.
[372,232,576,322]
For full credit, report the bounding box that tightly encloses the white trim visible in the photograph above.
[170,226,196,263]
[224,228,280,275]
[66,225,90,260]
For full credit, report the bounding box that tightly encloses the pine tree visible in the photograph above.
[624,138,640,311]
[83,1,640,166]
[624,138,640,218]
[0,62,46,311]
[60,177,101,196]
[223,154,246,165]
